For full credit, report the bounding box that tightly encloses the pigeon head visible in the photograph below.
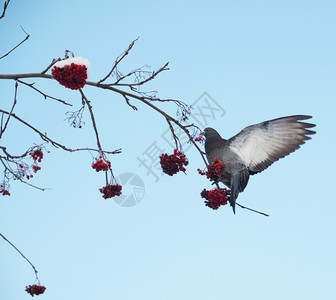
[203,127,222,140]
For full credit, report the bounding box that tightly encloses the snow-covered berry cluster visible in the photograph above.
[160,149,188,176]
[51,57,90,90]
[25,284,46,297]
[92,156,111,172]
[198,158,226,183]
[201,188,231,210]
[99,184,122,199]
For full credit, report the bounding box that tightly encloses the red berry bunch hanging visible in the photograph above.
[99,184,122,199]
[32,165,41,173]
[0,189,10,196]
[198,157,230,210]
[200,188,231,210]
[25,284,46,297]
[194,132,205,142]
[92,156,111,172]
[160,149,188,176]
[51,57,90,90]
[198,158,226,183]
[30,149,43,162]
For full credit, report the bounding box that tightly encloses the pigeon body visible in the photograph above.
[203,115,316,213]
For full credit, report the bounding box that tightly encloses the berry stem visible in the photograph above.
[0,233,39,280]
[79,89,103,152]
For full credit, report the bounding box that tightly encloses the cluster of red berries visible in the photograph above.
[32,165,41,173]
[194,132,205,143]
[198,157,231,210]
[18,164,35,180]
[0,189,10,196]
[160,149,188,176]
[92,157,111,172]
[25,284,46,297]
[201,188,231,210]
[52,63,88,90]
[30,149,43,162]
[198,158,226,183]
[99,184,122,199]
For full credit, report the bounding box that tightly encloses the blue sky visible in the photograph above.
[1,0,335,299]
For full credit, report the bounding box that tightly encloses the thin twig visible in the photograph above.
[79,89,120,182]
[122,94,138,110]
[110,62,170,87]
[0,25,29,60]
[113,66,150,85]
[0,109,121,155]
[17,79,72,106]
[0,145,34,159]
[41,58,61,74]
[165,118,180,150]
[98,37,139,84]
[0,232,39,280]
[79,89,103,151]
[0,156,48,191]
[65,105,85,128]
[0,0,10,20]
[0,80,18,138]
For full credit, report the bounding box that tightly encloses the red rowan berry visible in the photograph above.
[25,284,46,297]
[99,184,122,199]
[160,149,188,176]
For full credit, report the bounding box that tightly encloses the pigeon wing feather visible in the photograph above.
[228,115,316,174]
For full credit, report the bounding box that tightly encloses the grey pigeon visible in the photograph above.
[203,115,316,213]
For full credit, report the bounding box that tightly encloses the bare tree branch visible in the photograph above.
[111,62,170,87]
[41,58,61,74]
[165,118,180,150]
[0,0,10,20]
[0,109,122,155]
[0,72,207,165]
[17,79,72,106]
[0,145,34,159]
[0,156,48,191]
[79,89,103,152]
[65,105,85,128]
[0,80,18,138]
[93,82,208,164]
[0,232,39,281]
[0,26,29,60]
[122,94,138,110]
[97,37,139,84]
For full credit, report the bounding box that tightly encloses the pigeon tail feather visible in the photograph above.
[229,168,250,214]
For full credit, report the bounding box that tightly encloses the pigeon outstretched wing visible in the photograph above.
[228,115,316,174]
